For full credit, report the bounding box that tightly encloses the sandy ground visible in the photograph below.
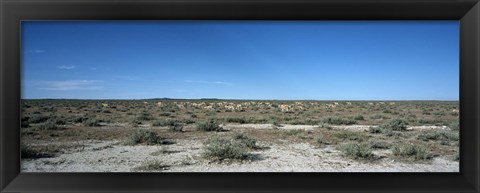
[225,123,449,132]
[22,124,458,172]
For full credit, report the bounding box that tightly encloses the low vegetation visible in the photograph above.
[332,131,368,142]
[37,121,59,130]
[21,143,53,159]
[321,116,356,125]
[233,134,258,149]
[197,118,223,132]
[133,160,170,171]
[338,142,374,160]
[128,129,163,145]
[84,118,100,127]
[202,136,249,161]
[315,134,331,145]
[391,144,430,161]
[21,99,459,172]
[381,119,408,131]
[417,131,459,142]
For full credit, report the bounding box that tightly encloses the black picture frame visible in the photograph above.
[1,0,479,192]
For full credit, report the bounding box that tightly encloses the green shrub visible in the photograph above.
[152,119,168,126]
[152,119,183,132]
[135,112,153,121]
[381,119,408,131]
[417,131,459,142]
[84,118,100,127]
[353,115,365,121]
[233,134,257,149]
[21,143,52,159]
[416,119,444,125]
[449,121,459,130]
[168,120,184,132]
[338,143,374,159]
[321,117,356,125]
[182,119,196,124]
[391,144,429,160]
[368,140,389,149]
[197,119,223,132]
[370,114,388,120]
[368,127,382,134]
[315,134,331,145]
[68,115,88,123]
[281,129,312,139]
[29,115,50,124]
[129,129,162,145]
[226,117,247,124]
[159,112,172,117]
[202,136,248,161]
[38,121,58,130]
[52,116,67,125]
[332,132,367,142]
[130,120,142,127]
[271,118,282,127]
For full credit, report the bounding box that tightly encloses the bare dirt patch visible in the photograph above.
[22,124,459,172]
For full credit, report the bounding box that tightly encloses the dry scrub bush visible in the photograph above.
[417,131,459,142]
[128,129,162,145]
[233,134,258,149]
[197,118,223,132]
[21,143,53,159]
[84,118,100,127]
[321,116,356,125]
[391,144,430,160]
[202,136,248,161]
[338,142,374,160]
[381,119,408,131]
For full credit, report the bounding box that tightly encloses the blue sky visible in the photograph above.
[22,21,459,100]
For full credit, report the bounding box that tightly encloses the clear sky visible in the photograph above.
[21,21,459,100]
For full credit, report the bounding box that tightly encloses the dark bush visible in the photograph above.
[197,119,223,132]
[128,129,162,145]
[321,116,356,125]
[449,121,459,130]
[225,117,247,124]
[29,115,50,124]
[84,118,100,127]
[135,112,153,121]
[21,143,53,159]
[168,120,184,132]
[38,121,58,130]
[353,115,365,121]
[368,127,382,134]
[417,131,459,142]
[381,119,408,131]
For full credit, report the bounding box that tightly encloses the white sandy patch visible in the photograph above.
[224,124,452,132]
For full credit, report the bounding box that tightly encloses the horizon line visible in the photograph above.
[20,98,460,101]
